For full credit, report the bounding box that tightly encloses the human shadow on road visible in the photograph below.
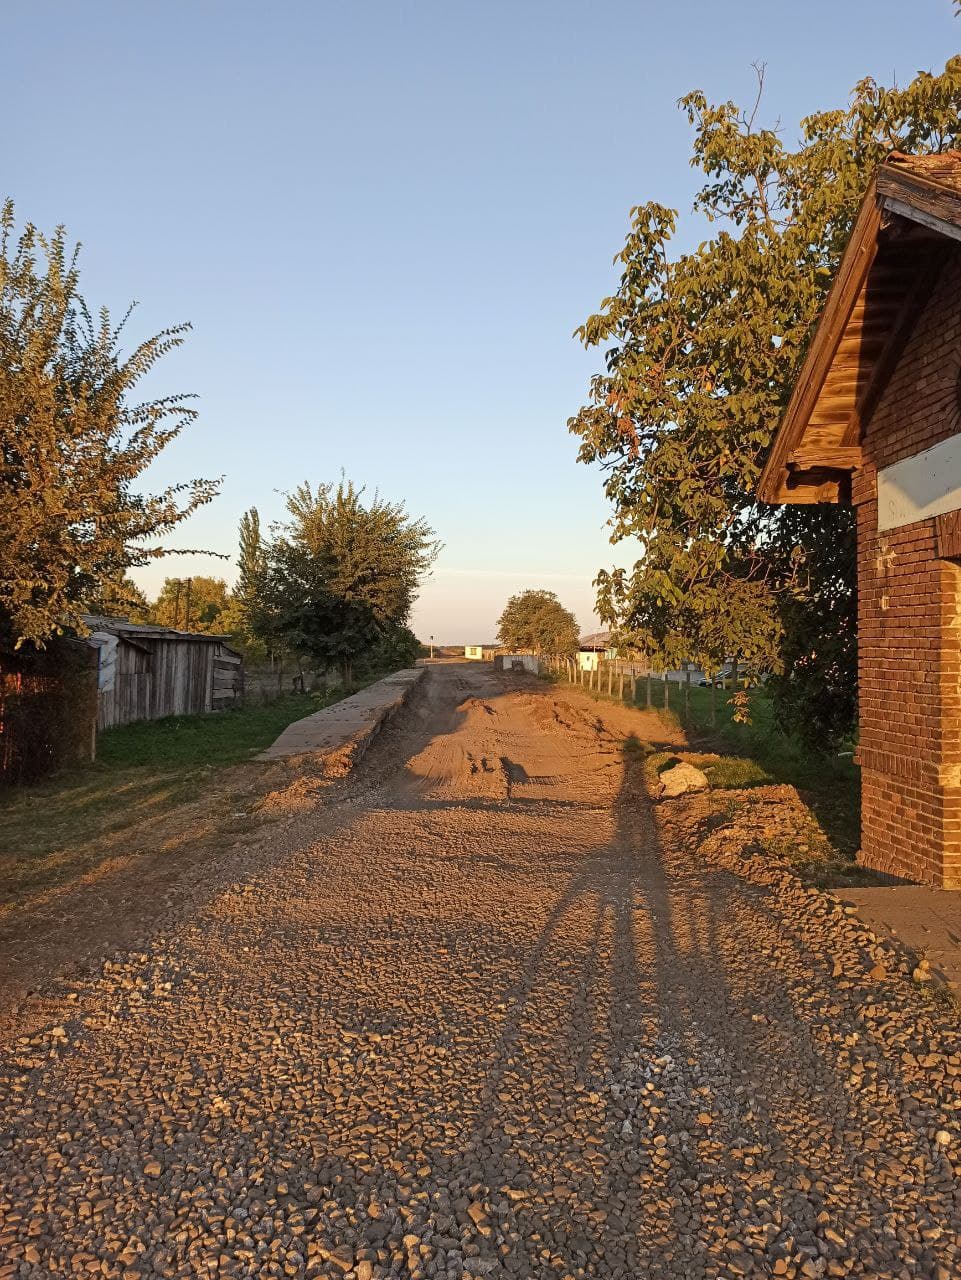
[453,723,959,1279]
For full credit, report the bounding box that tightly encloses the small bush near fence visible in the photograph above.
[0,641,97,786]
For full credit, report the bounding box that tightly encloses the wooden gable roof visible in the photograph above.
[758,152,961,504]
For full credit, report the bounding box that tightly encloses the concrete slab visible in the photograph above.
[257,667,424,767]
[836,885,961,990]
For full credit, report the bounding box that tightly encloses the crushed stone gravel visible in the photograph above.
[1,663,960,1279]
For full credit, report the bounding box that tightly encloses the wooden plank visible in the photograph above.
[877,165,961,237]
[775,473,844,503]
[789,446,862,470]
[757,179,881,503]
[936,509,961,559]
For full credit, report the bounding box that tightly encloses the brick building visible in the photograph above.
[759,152,961,888]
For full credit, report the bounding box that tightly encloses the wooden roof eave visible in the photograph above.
[876,162,961,245]
[757,178,882,505]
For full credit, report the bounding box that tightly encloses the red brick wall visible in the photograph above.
[855,249,961,887]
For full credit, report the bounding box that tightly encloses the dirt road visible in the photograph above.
[2,663,960,1278]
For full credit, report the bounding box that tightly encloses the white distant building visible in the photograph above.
[577,630,617,671]
[464,644,497,661]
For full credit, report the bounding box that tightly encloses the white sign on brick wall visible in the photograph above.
[877,430,961,531]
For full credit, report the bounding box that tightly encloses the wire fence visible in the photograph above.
[543,655,735,730]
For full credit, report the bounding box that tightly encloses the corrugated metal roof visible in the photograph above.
[579,630,612,649]
[81,615,235,644]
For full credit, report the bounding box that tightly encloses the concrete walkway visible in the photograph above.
[838,884,961,991]
[257,666,424,764]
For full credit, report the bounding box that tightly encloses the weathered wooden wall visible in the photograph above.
[97,638,243,731]
[212,644,244,709]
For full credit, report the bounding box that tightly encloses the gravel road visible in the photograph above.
[2,662,960,1279]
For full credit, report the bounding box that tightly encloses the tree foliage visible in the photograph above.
[81,574,150,623]
[359,623,422,677]
[570,57,961,748]
[0,200,219,649]
[257,479,439,683]
[235,509,265,619]
[149,576,231,633]
[224,507,269,655]
[497,589,580,655]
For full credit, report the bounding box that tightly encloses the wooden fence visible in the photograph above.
[0,642,97,786]
[544,655,730,727]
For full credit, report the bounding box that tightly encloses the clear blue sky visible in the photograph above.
[7,2,959,641]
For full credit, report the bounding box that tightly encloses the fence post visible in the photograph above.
[684,664,691,720]
[663,673,670,710]
[709,671,717,727]
[618,670,625,701]
[646,672,652,708]
[607,664,613,695]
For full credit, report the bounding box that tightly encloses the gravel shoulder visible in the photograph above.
[2,663,960,1279]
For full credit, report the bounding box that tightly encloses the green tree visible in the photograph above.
[571,57,961,749]
[150,576,230,633]
[222,506,270,658]
[0,200,219,650]
[497,589,580,655]
[82,576,150,624]
[82,575,150,622]
[235,508,265,626]
[359,623,422,677]
[261,479,439,685]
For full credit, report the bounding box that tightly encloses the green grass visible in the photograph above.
[96,693,320,770]
[567,670,860,860]
[680,690,860,857]
[0,693,320,907]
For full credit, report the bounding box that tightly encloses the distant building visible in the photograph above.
[464,644,497,661]
[465,645,483,660]
[493,654,540,674]
[83,616,243,731]
[577,630,617,671]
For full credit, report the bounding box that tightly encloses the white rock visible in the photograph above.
[658,761,709,797]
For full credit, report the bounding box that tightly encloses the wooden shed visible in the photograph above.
[83,616,244,732]
[759,152,961,887]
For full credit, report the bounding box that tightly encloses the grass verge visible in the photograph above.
[569,672,860,866]
[0,693,321,910]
